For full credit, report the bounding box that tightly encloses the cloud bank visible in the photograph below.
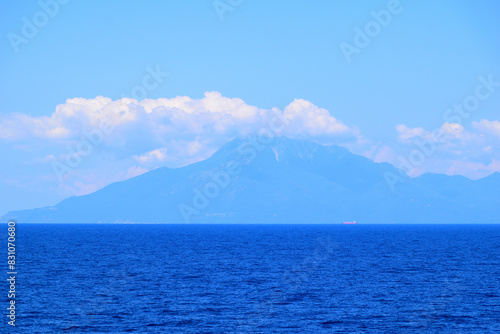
[1,92,359,164]
[371,120,500,178]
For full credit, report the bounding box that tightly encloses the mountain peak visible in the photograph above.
[474,171,500,180]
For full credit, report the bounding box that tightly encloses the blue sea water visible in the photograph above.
[5,224,500,333]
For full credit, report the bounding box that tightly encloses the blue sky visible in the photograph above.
[1,0,500,215]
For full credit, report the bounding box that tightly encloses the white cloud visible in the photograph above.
[396,124,426,142]
[472,119,500,138]
[372,146,398,164]
[0,92,360,167]
[385,119,500,179]
[134,148,168,165]
[125,166,149,179]
[439,122,465,138]
[282,99,351,137]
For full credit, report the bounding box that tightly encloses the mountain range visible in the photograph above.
[4,137,499,223]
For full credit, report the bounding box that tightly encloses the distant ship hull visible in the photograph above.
[342,221,357,224]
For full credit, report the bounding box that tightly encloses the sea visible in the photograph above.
[5,224,500,333]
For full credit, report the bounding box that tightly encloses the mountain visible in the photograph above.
[3,137,499,223]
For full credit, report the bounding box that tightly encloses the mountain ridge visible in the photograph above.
[3,137,499,223]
